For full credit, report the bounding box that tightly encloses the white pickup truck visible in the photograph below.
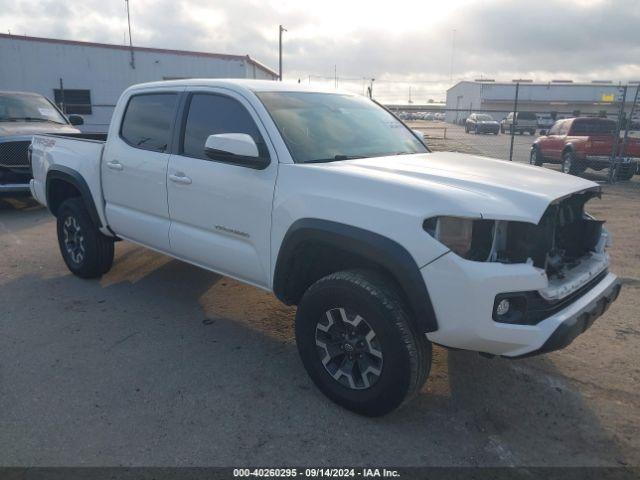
[30,79,621,416]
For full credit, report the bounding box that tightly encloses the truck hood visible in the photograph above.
[0,121,80,137]
[309,152,600,223]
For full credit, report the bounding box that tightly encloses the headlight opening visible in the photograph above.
[423,216,495,261]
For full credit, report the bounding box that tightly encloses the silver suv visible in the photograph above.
[500,111,537,135]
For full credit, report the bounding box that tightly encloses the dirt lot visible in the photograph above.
[0,177,639,467]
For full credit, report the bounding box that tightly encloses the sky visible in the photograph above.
[1,0,639,103]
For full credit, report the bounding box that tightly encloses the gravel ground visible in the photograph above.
[0,177,638,467]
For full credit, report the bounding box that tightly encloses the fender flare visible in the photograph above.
[273,218,439,333]
[46,166,103,228]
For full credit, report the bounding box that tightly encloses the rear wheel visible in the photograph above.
[295,270,432,416]
[616,163,636,181]
[56,197,114,278]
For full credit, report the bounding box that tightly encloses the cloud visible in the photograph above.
[0,0,638,102]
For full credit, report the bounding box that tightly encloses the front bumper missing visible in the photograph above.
[423,251,621,357]
[513,275,621,358]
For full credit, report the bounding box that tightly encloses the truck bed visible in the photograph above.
[30,134,109,228]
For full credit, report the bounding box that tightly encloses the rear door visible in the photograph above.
[166,88,278,288]
[102,90,180,251]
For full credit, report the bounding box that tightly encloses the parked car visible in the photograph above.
[530,117,640,180]
[536,113,554,129]
[30,80,621,416]
[0,91,84,194]
[500,111,537,135]
[465,113,499,134]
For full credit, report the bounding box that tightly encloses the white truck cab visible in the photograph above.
[30,79,621,416]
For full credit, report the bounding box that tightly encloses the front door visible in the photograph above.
[167,89,277,288]
[102,91,180,252]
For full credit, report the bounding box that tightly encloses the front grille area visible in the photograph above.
[0,141,31,168]
[493,269,609,325]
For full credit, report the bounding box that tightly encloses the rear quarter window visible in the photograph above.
[120,93,178,152]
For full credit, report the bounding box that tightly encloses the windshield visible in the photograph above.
[256,92,428,163]
[0,93,67,124]
[571,120,617,135]
[475,114,494,121]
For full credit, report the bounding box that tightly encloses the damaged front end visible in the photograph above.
[424,187,610,303]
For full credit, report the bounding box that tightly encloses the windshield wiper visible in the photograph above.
[305,154,367,164]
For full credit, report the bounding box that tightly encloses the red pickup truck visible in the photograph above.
[530,117,640,180]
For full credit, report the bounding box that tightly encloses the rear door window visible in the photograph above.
[120,93,178,152]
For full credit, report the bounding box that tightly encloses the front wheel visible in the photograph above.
[56,197,114,278]
[295,270,432,416]
[529,147,544,166]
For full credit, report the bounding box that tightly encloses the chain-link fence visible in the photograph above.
[389,83,640,183]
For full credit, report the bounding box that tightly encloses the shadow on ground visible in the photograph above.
[0,235,629,466]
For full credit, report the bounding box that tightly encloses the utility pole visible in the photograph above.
[509,82,520,161]
[125,0,135,69]
[279,25,287,81]
[368,78,375,99]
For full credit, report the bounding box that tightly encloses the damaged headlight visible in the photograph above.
[423,216,495,261]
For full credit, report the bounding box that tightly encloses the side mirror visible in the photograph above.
[204,133,269,169]
[68,114,84,126]
[539,129,547,136]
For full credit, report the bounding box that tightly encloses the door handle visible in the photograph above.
[169,173,192,185]
[106,160,123,171]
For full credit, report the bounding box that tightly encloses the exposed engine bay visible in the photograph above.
[424,188,608,297]
[497,190,605,277]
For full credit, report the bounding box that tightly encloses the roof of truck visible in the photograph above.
[127,79,352,95]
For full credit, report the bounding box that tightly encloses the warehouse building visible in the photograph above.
[0,33,278,132]
[445,80,639,124]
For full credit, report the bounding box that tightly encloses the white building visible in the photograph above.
[445,80,639,124]
[0,33,278,132]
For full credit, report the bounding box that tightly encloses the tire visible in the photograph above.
[530,129,536,136]
[529,147,544,166]
[56,197,114,278]
[295,269,432,417]
[616,164,636,181]
[561,151,586,176]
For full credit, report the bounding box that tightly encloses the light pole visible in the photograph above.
[368,78,375,99]
[279,25,287,81]
[125,0,135,69]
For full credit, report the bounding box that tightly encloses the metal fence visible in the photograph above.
[391,83,640,183]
